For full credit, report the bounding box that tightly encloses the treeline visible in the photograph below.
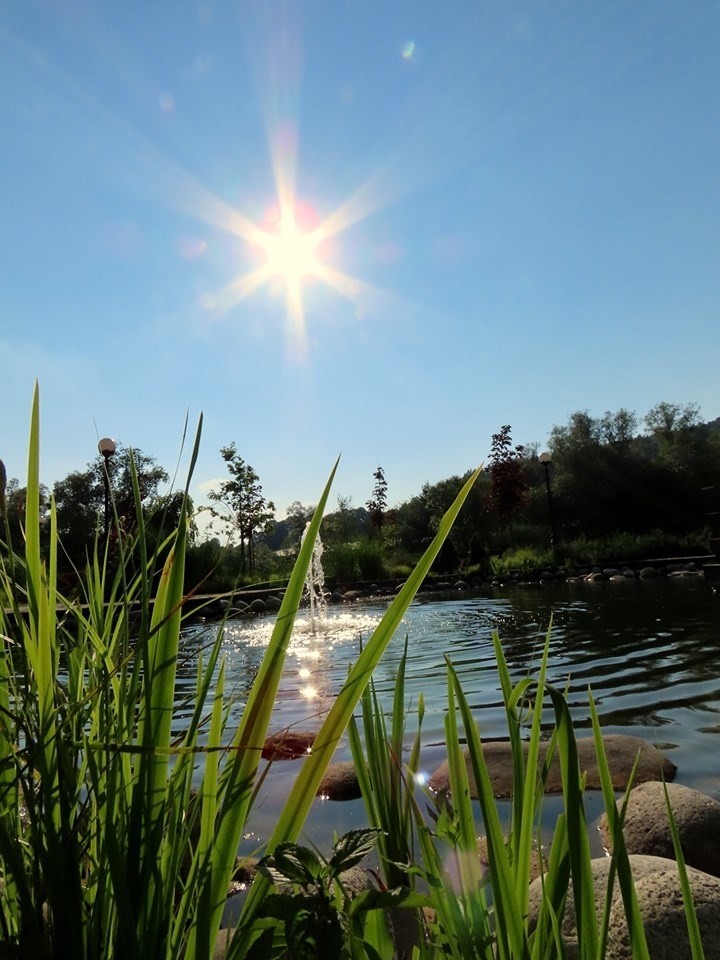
[260,402,720,582]
[1,401,718,593]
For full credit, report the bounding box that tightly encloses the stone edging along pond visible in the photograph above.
[255,730,720,958]
[200,557,708,620]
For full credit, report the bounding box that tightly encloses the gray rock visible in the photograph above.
[264,595,281,612]
[227,603,249,618]
[603,568,623,578]
[455,580,469,590]
[587,572,605,582]
[528,855,720,960]
[599,782,720,877]
[640,567,659,578]
[249,598,266,614]
[317,761,362,800]
[428,734,676,800]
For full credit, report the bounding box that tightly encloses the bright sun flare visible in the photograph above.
[261,211,320,283]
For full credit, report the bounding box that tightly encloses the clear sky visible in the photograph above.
[2,1,718,525]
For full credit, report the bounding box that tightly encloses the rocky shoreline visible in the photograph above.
[199,557,708,621]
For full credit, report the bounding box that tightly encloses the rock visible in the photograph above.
[455,580,469,590]
[640,567,658,578]
[587,572,604,582]
[603,568,623,578]
[342,590,363,602]
[227,603,249,617]
[317,761,362,800]
[622,568,636,578]
[262,730,316,761]
[599,782,720,877]
[264,595,281,612]
[249,599,266,614]
[528,855,720,960]
[428,735,676,800]
[475,836,546,882]
[609,575,628,583]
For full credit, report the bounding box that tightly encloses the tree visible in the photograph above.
[366,467,388,537]
[0,477,50,552]
[52,445,169,571]
[208,443,275,575]
[0,459,6,523]
[487,426,528,543]
[643,402,705,474]
[284,501,316,548]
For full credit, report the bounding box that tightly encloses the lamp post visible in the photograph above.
[98,438,116,543]
[538,452,556,548]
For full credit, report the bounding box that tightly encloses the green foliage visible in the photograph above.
[0,387,482,959]
[51,443,169,571]
[490,547,555,576]
[366,466,388,536]
[208,443,275,575]
[323,543,359,581]
[487,425,529,531]
[255,830,388,960]
[355,540,387,580]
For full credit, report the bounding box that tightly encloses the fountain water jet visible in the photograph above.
[301,522,327,628]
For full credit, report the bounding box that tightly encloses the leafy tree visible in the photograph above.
[366,467,388,537]
[0,476,50,553]
[52,445,169,572]
[208,443,275,575]
[394,470,491,566]
[284,501,316,548]
[321,496,366,547]
[487,426,528,544]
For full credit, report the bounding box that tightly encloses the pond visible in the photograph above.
[181,575,720,860]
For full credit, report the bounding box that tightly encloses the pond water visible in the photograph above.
[181,576,720,859]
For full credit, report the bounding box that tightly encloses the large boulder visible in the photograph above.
[599,782,720,877]
[428,735,676,800]
[528,855,720,959]
[317,761,362,800]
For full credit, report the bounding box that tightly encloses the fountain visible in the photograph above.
[301,522,327,627]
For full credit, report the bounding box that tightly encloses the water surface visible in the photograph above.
[181,576,720,855]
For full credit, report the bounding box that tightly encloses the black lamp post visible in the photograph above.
[538,451,556,548]
[98,438,116,543]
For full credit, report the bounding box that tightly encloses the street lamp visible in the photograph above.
[98,437,116,543]
[538,451,556,548]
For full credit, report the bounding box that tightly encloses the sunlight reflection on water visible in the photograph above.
[179,577,720,856]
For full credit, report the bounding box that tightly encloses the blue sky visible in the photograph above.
[2,1,718,525]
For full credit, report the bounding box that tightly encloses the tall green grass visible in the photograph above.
[0,385,482,959]
[348,629,708,959]
[0,388,708,958]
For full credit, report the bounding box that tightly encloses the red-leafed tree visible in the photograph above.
[487,425,528,543]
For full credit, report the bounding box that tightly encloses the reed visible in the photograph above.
[0,385,481,959]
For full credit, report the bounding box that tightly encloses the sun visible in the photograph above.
[260,209,320,284]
